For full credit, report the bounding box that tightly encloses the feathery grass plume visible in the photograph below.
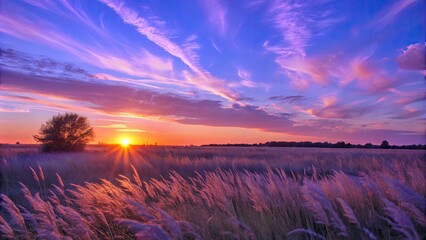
[2,147,425,239]
[301,183,329,225]
[169,171,196,204]
[18,205,39,230]
[0,215,14,239]
[116,218,171,240]
[302,182,348,236]
[48,190,61,206]
[399,202,426,227]
[130,164,142,187]
[287,228,326,240]
[0,194,27,236]
[363,228,378,240]
[29,166,40,183]
[56,173,65,189]
[32,193,61,234]
[56,205,96,239]
[151,207,183,239]
[52,184,72,206]
[52,185,66,199]
[244,172,270,212]
[312,165,318,180]
[117,175,147,200]
[382,198,420,240]
[227,217,256,240]
[177,220,202,240]
[383,177,425,211]
[38,165,45,182]
[93,208,109,226]
[18,185,60,236]
[124,199,155,222]
[336,197,360,228]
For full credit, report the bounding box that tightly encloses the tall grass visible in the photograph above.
[0,145,425,239]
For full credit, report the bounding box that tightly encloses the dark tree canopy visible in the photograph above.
[33,113,95,152]
[380,140,390,149]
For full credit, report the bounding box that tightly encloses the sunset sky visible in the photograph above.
[0,0,425,145]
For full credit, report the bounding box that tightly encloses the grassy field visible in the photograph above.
[0,144,425,239]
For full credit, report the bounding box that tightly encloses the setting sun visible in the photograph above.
[121,139,130,147]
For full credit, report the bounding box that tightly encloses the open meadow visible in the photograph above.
[0,144,425,239]
[2,0,425,239]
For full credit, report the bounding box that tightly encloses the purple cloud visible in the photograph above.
[1,48,91,79]
[269,95,307,104]
[2,68,424,144]
[397,43,426,70]
[370,0,419,30]
[307,96,375,119]
[0,69,292,131]
[99,0,239,101]
[199,0,228,36]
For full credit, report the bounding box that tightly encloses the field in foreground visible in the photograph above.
[0,145,425,239]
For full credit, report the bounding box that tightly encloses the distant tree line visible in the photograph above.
[202,140,426,150]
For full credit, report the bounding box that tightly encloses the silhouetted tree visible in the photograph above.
[33,113,95,152]
[364,143,373,148]
[380,140,390,149]
[336,141,346,148]
[16,142,20,144]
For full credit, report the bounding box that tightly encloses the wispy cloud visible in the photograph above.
[117,129,148,132]
[257,0,343,90]
[1,3,236,99]
[199,0,228,36]
[370,0,419,30]
[99,0,200,72]
[235,68,256,88]
[99,0,239,101]
[0,91,95,113]
[274,48,403,94]
[0,14,180,85]
[390,106,424,119]
[306,96,375,119]
[261,0,341,57]
[96,124,128,129]
[393,90,425,106]
[0,106,30,113]
[96,123,148,132]
[2,69,424,143]
[1,48,92,79]
[227,68,270,90]
[0,48,179,92]
[1,69,293,132]
[275,54,339,89]
[269,95,307,104]
[266,1,310,57]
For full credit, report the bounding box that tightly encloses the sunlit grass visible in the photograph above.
[0,146,424,239]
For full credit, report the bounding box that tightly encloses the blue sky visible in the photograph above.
[0,0,425,145]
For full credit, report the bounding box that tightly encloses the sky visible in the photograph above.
[0,0,425,145]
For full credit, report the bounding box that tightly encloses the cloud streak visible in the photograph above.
[99,0,201,73]
[99,0,238,101]
[261,0,341,57]
[1,69,292,132]
[2,69,424,144]
[1,1,239,100]
[370,0,419,30]
[199,0,228,36]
